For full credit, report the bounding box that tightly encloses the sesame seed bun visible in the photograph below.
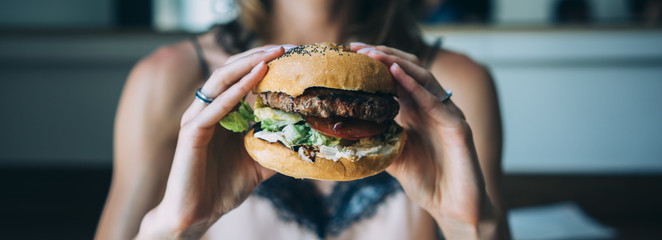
[254,43,396,97]
[245,43,404,181]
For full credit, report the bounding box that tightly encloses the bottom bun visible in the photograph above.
[244,128,406,181]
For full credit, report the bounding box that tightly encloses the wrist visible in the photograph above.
[431,197,500,240]
[135,206,181,240]
[135,205,212,240]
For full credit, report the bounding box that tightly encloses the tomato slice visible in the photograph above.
[304,117,388,140]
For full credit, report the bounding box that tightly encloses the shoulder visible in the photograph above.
[117,33,234,135]
[124,35,231,109]
[117,41,204,136]
[428,49,497,109]
[129,41,201,96]
[427,48,501,132]
[129,33,230,91]
[428,49,492,91]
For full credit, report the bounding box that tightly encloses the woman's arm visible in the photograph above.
[429,52,509,238]
[351,43,508,239]
[429,52,504,208]
[96,43,206,240]
[134,46,285,239]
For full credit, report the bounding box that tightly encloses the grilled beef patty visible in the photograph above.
[260,87,399,123]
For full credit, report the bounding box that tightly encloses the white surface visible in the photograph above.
[509,202,616,240]
[430,30,662,174]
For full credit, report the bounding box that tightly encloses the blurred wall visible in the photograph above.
[427,29,662,173]
[0,33,182,167]
[2,29,662,174]
[0,0,113,28]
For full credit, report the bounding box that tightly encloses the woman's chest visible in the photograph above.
[203,174,438,239]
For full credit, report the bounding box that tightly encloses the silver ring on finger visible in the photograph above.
[440,89,453,103]
[195,88,215,104]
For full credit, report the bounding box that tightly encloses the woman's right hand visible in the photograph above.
[135,46,287,239]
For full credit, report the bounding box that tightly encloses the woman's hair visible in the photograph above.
[215,0,434,61]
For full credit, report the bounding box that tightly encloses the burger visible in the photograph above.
[222,43,406,181]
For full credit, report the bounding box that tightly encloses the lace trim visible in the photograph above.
[253,172,402,239]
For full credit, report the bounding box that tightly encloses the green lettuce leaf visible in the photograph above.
[307,128,340,146]
[238,100,254,121]
[219,112,249,132]
[219,100,253,132]
[282,124,307,144]
[260,118,281,132]
[225,103,342,147]
[254,107,303,130]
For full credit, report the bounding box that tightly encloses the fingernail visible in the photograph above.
[282,44,297,51]
[392,63,403,72]
[350,42,367,46]
[357,47,386,56]
[370,50,386,55]
[251,61,265,73]
[264,46,282,52]
[357,47,375,54]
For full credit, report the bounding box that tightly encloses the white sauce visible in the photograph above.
[254,130,401,162]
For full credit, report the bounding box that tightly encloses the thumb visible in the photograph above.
[257,164,276,182]
[385,129,413,181]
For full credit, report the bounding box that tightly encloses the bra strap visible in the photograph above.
[424,37,443,70]
[190,37,211,78]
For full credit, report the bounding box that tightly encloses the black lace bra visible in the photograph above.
[252,172,402,239]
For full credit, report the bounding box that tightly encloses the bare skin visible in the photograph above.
[96,1,507,239]
[353,44,506,238]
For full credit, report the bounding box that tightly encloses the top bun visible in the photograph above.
[254,43,396,97]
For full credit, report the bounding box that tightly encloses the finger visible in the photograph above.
[384,133,416,181]
[361,48,419,66]
[349,42,371,52]
[393,63,468,134]
[181,96,205,126]
[391,63,439,113]
[225,44,297,65]
[193,61,268,128]
[362,50,426,83]
[391,63,462,127]
[195,46,283,110]
[362,50,445,98]
[351,42,420,65]
[375,46,419,65]
[225,45,275,65]
[254,161,276,182]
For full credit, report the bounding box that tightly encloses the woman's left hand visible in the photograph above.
[351,43,499,239]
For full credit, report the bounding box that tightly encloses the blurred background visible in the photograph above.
[1,0,661,239]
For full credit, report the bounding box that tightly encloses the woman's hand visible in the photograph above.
[135,46,287,239]
[351,43,499,239]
